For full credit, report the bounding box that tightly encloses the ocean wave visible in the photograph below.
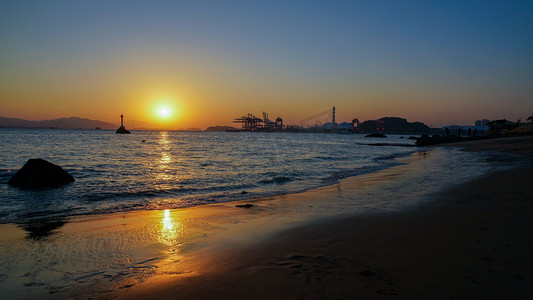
[323,162,404,183]
[81,183,255,203]
[0,169,16,182]
[260,176,293,184]
[373,150,416,161]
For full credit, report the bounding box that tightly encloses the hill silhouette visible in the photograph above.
[358,117,438,134]
[0,116,116,129]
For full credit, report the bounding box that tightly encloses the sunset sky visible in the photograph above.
[1,1,532,129]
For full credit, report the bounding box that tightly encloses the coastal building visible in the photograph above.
[443,119,491,135]
[320,122,336,130]
[337,122,353,130]
[317,121,352,131]
[475,119,491,130]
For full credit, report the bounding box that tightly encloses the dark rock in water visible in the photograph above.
[415,134,453,146]
[416,134,464,146]
[116,126,131,134]
[408,136,418,140]
[415,134,433,146]
[365,133,387,138]
[240,190,248,194]
[236,204,254,208]
[399,136,404,139]
[8,159,75,189]
[116,114,131,134]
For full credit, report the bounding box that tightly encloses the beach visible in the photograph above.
[111,136,532,299]
[1,136,532,299]
[3,1,532,298]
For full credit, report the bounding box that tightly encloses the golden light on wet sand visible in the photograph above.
[160,209,179,246]
[162,209,173,231]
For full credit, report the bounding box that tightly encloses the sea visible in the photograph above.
[0,128,524,225]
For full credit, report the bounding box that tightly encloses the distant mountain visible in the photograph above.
[0,116,116,130]
[181,128,203,131]
[205,125,239,131]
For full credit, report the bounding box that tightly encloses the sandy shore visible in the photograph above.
[115,136,533,299]
[1,136,531,299]
[439,134,533,157]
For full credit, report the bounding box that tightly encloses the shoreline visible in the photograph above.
[1,136,531,299]
[436,134,533,157]
[119,136,533,299]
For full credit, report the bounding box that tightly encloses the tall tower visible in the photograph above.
[120,114,124,127]
[332,107,336,124]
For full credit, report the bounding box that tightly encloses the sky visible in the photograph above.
[1,0,532,129]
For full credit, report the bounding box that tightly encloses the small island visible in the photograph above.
[116,114,131,134]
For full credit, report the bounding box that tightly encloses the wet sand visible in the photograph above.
[118,136,533,299]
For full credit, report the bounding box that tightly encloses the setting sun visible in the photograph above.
[159,107,170,117]
[148,97,183,129]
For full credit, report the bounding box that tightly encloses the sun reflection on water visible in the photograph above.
[160,152,171,166]
[157,132,172,182]
[158,131,171,147]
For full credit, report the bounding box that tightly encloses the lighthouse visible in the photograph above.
[116,114,131,134]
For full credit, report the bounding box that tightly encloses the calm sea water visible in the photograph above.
[0,128,522,224]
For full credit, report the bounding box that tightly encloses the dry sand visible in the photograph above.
[117,136,533,299]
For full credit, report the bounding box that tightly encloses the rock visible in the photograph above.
[236,204,254,208]
[415,134,448,146]
[116,127,131,134]
[8,159,75,189]
[240,190,248,194]
[408,136,418,140]
[365,133,387,138]
[415,134,433,146]
[116,115,131,134]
